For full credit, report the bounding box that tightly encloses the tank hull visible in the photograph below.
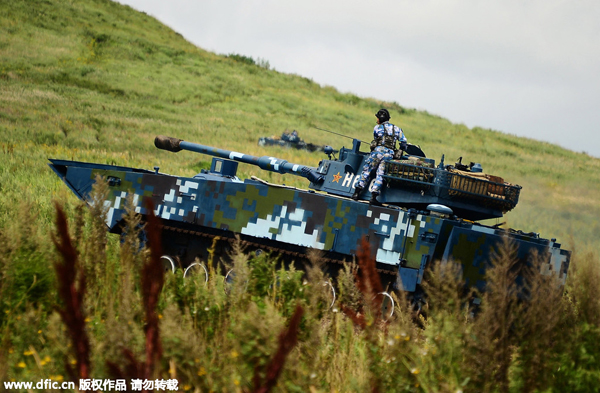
[49,158,570,294]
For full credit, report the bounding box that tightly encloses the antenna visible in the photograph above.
[313,127,369,144]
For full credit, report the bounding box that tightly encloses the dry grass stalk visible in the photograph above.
[517,249,565,391]
[140,200,165,379]
[84,175,109,295]
[117,195,144,322]
[107,199,165,387]
[341,238,387,393]
[52,202,91,380]
[355,238,384,307]
[341,237,384,329]
[250,303,304,393]
[469,237,522,392]
[567,250,600,325]
[421,258,471,325]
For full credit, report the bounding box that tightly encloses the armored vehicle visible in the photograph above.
[258,130,333,153]
[48,135,570,298]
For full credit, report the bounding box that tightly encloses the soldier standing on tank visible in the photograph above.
[289,130,300,143]
[352,108,407,205]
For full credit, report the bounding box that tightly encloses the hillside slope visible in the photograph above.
[1,0,599,250]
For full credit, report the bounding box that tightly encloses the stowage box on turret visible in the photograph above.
[49,135,570,299]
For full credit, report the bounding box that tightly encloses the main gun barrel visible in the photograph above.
[155,135,324,183]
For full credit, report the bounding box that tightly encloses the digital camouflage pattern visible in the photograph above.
[357,146,395,193]
[49,135,570,295]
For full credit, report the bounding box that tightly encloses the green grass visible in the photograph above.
[1,0,599,247]
[2,0,600,390]
[2,198,600,391]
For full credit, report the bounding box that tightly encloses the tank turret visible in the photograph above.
[309,139,521,221]
[156,135,520,221]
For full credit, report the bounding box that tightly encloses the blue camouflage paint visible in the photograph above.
[48,136,571,295]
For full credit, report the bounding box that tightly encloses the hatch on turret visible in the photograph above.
[209,158,238,177]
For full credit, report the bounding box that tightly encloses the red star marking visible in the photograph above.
[332,172,342,183]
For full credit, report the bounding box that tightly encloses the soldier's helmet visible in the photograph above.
[376,109,390,123]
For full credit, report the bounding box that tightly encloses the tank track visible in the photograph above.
[160,224,398,279]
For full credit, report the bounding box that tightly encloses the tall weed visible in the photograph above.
[3,198,600,392]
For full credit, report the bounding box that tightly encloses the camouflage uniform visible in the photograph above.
[289,130,300,143]
[357,122,406,193]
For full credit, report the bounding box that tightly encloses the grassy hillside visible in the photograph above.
[2,0,600,250]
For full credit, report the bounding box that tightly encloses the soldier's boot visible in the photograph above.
[351,186,363,200]
[369,192,382,206]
